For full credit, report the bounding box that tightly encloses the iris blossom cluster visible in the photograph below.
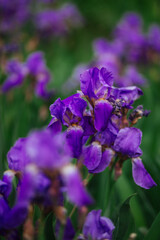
[93,12,160,86]
[65,12,160,93]
[0,0,83,37]
[35,3,83,37]
[0,66,156,239]
[49,67,156,189]
[0,129,93,238]
[0,0,30,34]
[1,51,53,99]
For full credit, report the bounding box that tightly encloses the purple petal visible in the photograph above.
[112,86,143,103]
[84,142,102,171]
[80,68,97,99]
[100,217,115,239]
[35,82,52,99]
[100,67,113,86]
[0,196,10,229]
[94,100,113,131]
[25,130,71,169]
[26,52,45,75]
[1,170,15,198]
[49,98,65,122]
[90,148,113,173]
[62,166,93,206]
[47,117,62,133]
[132,158,157,189]
[82,116,95,136]
[66,126,84,158]
[3,204,28,229]
[69,96,87,119]
[95,120,118,146]
[2,74,24,92]
[113,127,142,157]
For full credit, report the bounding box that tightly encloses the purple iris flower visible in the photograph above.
[1,60,27,92]
[26,52,53,99]
[49,93,87,127]
[113,128,157,188]
[49,94,87,157]
[7,138,27,171]
[2,52,52,99]
[0,165,37,231]
[8,129,93,207]
[80,67,143,105]
[83,210,115,240]
[35,3,83,37]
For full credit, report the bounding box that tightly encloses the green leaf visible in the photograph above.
[113,194,136,240]
[38,213,55,240]
[144,211,160,240]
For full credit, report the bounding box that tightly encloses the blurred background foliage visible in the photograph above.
[1,0,160,239]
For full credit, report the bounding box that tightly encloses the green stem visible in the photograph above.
[103,155,119,215]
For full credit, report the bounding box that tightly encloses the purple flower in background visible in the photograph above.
[35,3,83,37]
[7,138,27,171]
[1,60,27,92]
[0,0,30,34]
[62,165,93,206]
[83,210,115,240]
[26,51,53,99]
[2,51,53,99]
[148,24,160,52]
[25,129,70,169]
[117,65,146,87]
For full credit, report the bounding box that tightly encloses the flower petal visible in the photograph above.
[113,127,142,157]
[90,149,114,173]
[62,165,93,206]
[94,100,113,131]
[84,142,102,171]
[132,158,157,189]
[66,125,84,158]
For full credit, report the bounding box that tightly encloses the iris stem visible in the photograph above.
[103,155,119,215]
